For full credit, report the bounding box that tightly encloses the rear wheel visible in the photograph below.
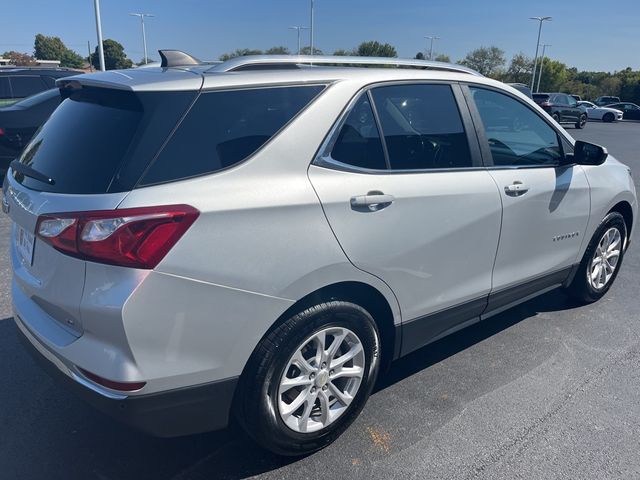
[236,301,381,456]
[566,212,626,303]
[575,113,587,129]
[603,112,615,123]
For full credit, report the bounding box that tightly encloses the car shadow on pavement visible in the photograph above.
[0,289,581,480]
[377,288,578,392]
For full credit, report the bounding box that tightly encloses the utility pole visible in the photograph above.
[529,16,552,90]
[289,26,309,55]
[87,41,93,72]
[535,44,551,93]
[424,35,440,60]
[310,0,315,55]
[130,13,154,64]
[93,0,105,71]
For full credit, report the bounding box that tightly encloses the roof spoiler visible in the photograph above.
[158,49,202,68]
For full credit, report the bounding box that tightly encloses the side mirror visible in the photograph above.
[572,140,608,166]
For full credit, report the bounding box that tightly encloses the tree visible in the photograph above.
[265,46,290,55]
[433,54,450,63]
[91,39,133,70]
[60,49,84,68]
[354,41,397,58]
[415,52,425,60]
[34,34,66,61]
[136,58,156,66]
[1,51,36,66]
[34,33,84,68]
[334,49,353,56]
[300,46,323,55]
[536,58,569,92]
[503,52,533,84]
[219,48,263,61]
[459,46,505,77]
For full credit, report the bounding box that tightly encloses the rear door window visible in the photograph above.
[9,76,46,98]
[370,84,473,170]
[329,94,387,170]
[140,85,325,186]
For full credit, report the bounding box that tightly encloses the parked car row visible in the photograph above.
[0,67,79,106]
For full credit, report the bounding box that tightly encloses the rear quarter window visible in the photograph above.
[139,85,325,186]
[10,76,47,98]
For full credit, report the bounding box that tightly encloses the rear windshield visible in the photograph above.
[532,94,549,102]
[13,87,197,194]
[13,84,324,193]
[139,85,325,186]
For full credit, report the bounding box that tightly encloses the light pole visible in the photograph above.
[309,0,315,55]
[93,0,105,71]
[289,26,309,55]
[130,13,154,64]
[529,16,552,90]
[424,35,440,60]
[535,44,551,93]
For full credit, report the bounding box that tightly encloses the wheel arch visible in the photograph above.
[609,200,634,240]
[240,281,399,384]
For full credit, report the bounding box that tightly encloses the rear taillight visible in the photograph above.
[36,205,199,269]
[0,127,5,136]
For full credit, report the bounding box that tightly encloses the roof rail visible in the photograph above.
[206,55,481,76]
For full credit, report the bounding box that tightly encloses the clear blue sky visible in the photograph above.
[1,0,638,71]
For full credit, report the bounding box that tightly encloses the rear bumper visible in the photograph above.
[16,319,238,437]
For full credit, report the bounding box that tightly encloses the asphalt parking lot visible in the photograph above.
[1,120,639,480]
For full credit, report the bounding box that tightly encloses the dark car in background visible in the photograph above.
[532,92,587,128]
[0,68,78,106]
[605,102,640,120]
[0,88,61,180]
[507,83,533,99]
[595,95,621,106]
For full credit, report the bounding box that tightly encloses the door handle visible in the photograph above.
[350,192,395,211]
[504,181,529,196]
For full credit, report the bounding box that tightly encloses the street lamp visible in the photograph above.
[129,13,154,64]
[535,44,551,93]
[310,0,315,55]
[93,0,105,71]
[424,35,440,60]
[529,16,552,90]
[289,26,309,55]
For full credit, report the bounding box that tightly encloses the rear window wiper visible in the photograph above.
[10,159,56,185]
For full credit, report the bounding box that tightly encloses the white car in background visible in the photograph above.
[578,101,623,123]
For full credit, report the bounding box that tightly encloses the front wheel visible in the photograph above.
[236,301,381,456]
[565,212,627,303]
[575,113,587,129]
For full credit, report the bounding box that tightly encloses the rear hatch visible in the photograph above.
[4,79,199,336]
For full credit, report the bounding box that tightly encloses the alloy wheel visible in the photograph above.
[588,227,622,290]
[277,326,365,433]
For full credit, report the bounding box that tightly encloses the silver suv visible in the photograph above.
[3,53,636,456]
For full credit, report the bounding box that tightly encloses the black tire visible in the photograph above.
[566,212,627,304]
[603,112,615,123]
[552,113,560,122]
[236,301,381,456]
[575,113,587,129]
